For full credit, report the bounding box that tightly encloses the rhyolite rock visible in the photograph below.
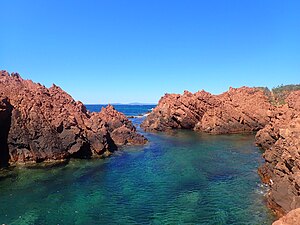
[256,91,300,217]
[142,86,300,220]
[272,208,300,225]
[141,87,273,134]
[0,70,147,166]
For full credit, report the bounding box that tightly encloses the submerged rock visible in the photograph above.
[0,70,147,166]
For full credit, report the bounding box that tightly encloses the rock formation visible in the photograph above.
[142,86,300,220]
[256,91,300,216]
[0,70,147,166]
[272,208,300,225]
[141,87,273,134]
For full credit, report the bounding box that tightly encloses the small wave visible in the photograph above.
[255,183,270,196]
[127,113,150,119]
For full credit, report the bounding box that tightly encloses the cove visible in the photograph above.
[0,126,275,224]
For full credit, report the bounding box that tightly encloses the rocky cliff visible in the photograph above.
[142,86,300,219]
[0,70,146,166]
[256,91,300,216]
[141,87,273,134]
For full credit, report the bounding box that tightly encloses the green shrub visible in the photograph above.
[272,84,300,105]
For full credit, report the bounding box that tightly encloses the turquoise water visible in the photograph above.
[0,106,275,224]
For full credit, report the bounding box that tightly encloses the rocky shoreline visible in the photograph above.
[141,86,300,223]
[0,70,147,167]
[256,91,300,218]
[1,70,299,224]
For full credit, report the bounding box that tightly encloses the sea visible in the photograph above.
[0,104,275,224]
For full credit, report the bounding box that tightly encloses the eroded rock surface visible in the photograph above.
[0,70,146,166]
[256,91,300,216]
[142,86,300,219]
[141,87,273,134]
[272,208,300,225]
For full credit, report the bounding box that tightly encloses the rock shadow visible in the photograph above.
[0,98,13,168]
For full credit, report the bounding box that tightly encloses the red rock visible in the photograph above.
[273,208,300,225]
[141,87,273,134]
[0,70,147,166]
[142,86,300,219]
[256,91,300,216]
[93,104,147,146]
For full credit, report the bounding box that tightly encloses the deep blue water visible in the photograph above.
[0,105,275,224]
[85,104,156,117]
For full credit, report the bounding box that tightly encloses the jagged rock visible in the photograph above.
[141,87,273,134]
[256,91,300,216]
[97,105,146,145]
[142,86,300,219]
[0,70,147,166]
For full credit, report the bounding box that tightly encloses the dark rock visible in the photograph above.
[0,97,13,167]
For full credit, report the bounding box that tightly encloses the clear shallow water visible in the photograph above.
[0,105,275,224]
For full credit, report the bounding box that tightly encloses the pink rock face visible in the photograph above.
[0,70,147,165]
[141,87,273,134]
[256,91,300,216]
[272,208,300,225]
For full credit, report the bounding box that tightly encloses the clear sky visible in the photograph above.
[1,0,299,104]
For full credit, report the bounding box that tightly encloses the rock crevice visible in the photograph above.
[0,97,13,167]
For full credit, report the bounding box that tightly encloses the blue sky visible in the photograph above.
[1,0,299,104]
